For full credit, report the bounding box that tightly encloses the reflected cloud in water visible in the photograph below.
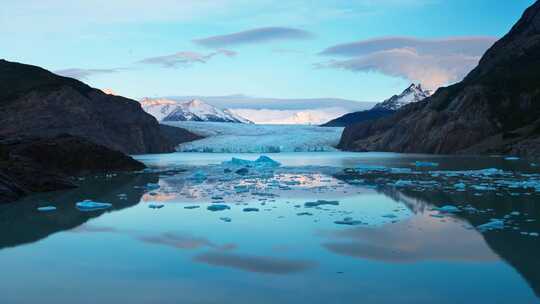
[138,232,236,251]
[194,251,317,274]
[322,214,499,263]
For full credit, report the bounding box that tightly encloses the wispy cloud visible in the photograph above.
[54,68,119,80]
[318,36,496,89]
[193,27,314,47]
[138,49,237,68]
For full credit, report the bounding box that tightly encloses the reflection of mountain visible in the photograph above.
[0,173,158,250]
[382,187,540,297]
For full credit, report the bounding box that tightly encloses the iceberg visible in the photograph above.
[436,205,460,213]
[189,170,207,182]
[304,200,339,208]
[37,206,56,212]
[334,217,364,226]
[223,155,281,169]
[148,203,164,209]
[243,207,259,212]
[76,200,112,211]
[207,204,230,211]
[414,161,439,167]
[477,219,505,232]
[504,156,520,161]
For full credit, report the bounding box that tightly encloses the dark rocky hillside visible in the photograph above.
[322,108,394,127]
[0,135,146,203]
[339,1,540,159]
[0,59,200,154]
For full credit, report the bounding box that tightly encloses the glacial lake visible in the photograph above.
[1,152,539,303]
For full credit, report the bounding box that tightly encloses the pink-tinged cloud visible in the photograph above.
[138,49,237,68]
[318,36,497,90]
[193,27,314,47]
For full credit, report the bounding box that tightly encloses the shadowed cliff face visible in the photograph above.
[339,1,540,158]
[0,59,200,154]
[0,135,147,203]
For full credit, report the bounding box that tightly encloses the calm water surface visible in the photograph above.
[1,152,539,303]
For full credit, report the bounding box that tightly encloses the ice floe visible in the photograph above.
[76,200,112,211]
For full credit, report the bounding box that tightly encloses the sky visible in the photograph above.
[1,0,535,102]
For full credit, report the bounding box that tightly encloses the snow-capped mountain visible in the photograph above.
[140,98,252,123]
[373,84,431,111]
[140,98,179,121]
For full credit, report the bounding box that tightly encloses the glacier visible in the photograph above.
[163,121,344,153]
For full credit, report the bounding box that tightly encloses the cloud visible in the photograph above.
[193,27,314,47]
[54,68,119,80]
[138,49,236,68]
[194,251,316,274]
[318,36,497,90]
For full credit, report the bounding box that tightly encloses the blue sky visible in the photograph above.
[1,0,535,102]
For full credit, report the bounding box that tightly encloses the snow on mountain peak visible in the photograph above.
[140,97,252,124]
[373,83,431,111]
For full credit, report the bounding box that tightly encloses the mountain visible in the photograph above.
[322,108,395,127]
[0,59,200,154]
[339,1,540,158]
[0,134,146,203]
[139,98,179,121]
[141,98,252,123]
[372,84,431,111]
[322,84,430,127]
[155,95,374,125]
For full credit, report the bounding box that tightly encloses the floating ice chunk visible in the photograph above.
[207,204,230,211]
[504,156,520,161]
[382,214,397,219]
[37,206,56,212]
[477,219,505,232]
[254,156,281,168]
[243,207,259,212]
[436,205,460,213]
[145,183,160,190]
[76,200,112,211]
[334,217,363,226]
[414,161,439,167]
[390,168,413,174]
[189,170,207,181]
[471,184,496,191]
[510,211,520,216]
[454,183,466,190]
[235,168,249,175]
[529,232,539,237]
[148,204,164,209]
[184,205,200,209]
[394,180,414,187]
[234,185,250,193]
[297,212,313,216]
[355,165,388,172]
[220,217,232,222]
[304,200,339,208]
[222,155,281,168]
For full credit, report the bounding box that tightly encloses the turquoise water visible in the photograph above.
[0,152,539,303]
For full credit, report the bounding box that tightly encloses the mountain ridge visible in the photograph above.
[338,1,540,158]
[322,83,430,127]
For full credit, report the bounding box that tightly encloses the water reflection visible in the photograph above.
[0,152,539,303]
[0,172,157,250]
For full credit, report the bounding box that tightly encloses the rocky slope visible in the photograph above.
[323,84,429,127]
[0,135,146,203]
[339,1,540,158]
[0,60,199,154]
